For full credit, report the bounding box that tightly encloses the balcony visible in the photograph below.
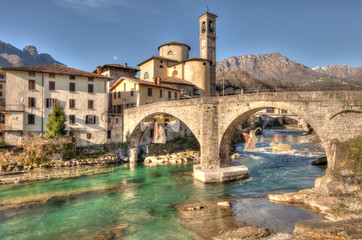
[2,104,25,112]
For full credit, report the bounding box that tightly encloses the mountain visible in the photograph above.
[313,64,362,79]
[0,41,63,67]
[216,53,362,90]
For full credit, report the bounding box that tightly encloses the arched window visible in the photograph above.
[209,21,214,33]
[168,50,174,55]
[172,70,178,77]
[201,21,206,33]
[144,72,149,79]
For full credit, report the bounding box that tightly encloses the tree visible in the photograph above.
[45,101,67,138]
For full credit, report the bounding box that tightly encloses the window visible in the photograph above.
[147,88,152,96]
[209,20,214,33]
[115,118,119,123]
[201,21,206,33]
[29,80,35,90]
[107,130,111,139]
[108,118,111,123]
[0,91,2,97]
[69,99,75,109]
[46,98,57,108]
[87,133,92,139]
[130,88,134,96]
[168,50,174,55]
[49,73,55,78]
[0,114,5,124]
[123,83,126,91]
[159,65,163,68]
[118,92,121,98]
[69,75,75,80]
[160,89,163,98]
[28,114,35,124]
[88,77,93,81]
[113,91,117,99]
[168,91,171,99]
[69,82,75,92]
[69,115,75,124]
[113,106,116,113]
[174,92,178,99]
[28,72,35,77]
[49,81,55,91]
[144,72,149,79]
[85,115,96,124]
[88,84,94,93]
[28,97,36,108]
[0,84,2,89]
[172,70,178,77]
[88,100,94,109]
[116,105,122,114]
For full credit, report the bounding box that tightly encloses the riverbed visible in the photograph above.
[0,129,326,239]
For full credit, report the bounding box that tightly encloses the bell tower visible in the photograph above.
[198,10,217,95]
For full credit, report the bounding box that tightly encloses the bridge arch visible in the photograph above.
[218,101,327,167]
[123,99,202,148]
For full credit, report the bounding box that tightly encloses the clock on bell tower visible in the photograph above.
[198,10,217,95]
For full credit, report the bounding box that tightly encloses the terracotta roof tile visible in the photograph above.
[109,77,181,92]
[1,65,112,80]
[157,40,191,51]
[161,77,195,86]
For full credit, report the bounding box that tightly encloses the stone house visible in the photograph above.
[0,65,112,146]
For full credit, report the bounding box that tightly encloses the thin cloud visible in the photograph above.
[53,0,128,12]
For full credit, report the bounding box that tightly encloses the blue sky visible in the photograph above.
[1,0,361,72]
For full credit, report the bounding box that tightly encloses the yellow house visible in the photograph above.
[108,77,181,114]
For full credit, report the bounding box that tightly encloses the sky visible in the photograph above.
[1,0,361,72]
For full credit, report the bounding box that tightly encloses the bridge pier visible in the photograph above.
[193,99,249,183]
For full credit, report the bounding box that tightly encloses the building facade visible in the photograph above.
[0,65,111,146]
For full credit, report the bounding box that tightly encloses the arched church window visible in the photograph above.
[168,50,174,55]
[201,21,206,33]
[144,72,149,79]
[209,21,214,33]
[172,70,178,77]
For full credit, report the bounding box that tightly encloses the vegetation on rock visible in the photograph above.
[148,136,200,155]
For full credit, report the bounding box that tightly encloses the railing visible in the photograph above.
[4,104,25,112]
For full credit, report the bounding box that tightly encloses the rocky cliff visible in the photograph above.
[313,64,362,78]
[0,41,63,67]
[216,53,362,89]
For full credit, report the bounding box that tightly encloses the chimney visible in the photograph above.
[157,77,161,85]
[124,63,128,67]
[181,89,184,95]
[96,66,102,75]
[153,77,157,84]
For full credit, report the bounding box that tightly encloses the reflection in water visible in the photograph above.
[0,130,325,239]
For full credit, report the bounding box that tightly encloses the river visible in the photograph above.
[0,129,326,240]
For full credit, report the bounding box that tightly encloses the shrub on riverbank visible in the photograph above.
[148,136,200,155]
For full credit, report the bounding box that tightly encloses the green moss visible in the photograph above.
[335,136,362,176]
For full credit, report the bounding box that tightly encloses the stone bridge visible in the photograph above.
[123,91,362,182]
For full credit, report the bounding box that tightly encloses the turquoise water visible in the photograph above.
[0,130,326,239]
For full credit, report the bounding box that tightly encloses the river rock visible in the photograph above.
[311,157,327,166]
[292,218,362,240]
[217,201,231,207]
[230,153,242,159]
[212,226,272,240]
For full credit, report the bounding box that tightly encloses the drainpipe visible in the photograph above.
[41,73,44,134]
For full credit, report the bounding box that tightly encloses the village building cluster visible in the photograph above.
[0,11,218,146]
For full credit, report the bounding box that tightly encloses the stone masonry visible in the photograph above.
[123,91,362,180]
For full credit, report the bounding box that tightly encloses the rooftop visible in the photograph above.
[158,40,191,51]
[109,77,181,92]
[137,56,179,67]
[93,64,140,73]
[1,65,112,80]
[161,77,195,86]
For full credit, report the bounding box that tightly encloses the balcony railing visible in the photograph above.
[4,104,25,112]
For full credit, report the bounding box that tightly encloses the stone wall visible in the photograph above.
[76,142,127,157]
[123,91,362,172]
